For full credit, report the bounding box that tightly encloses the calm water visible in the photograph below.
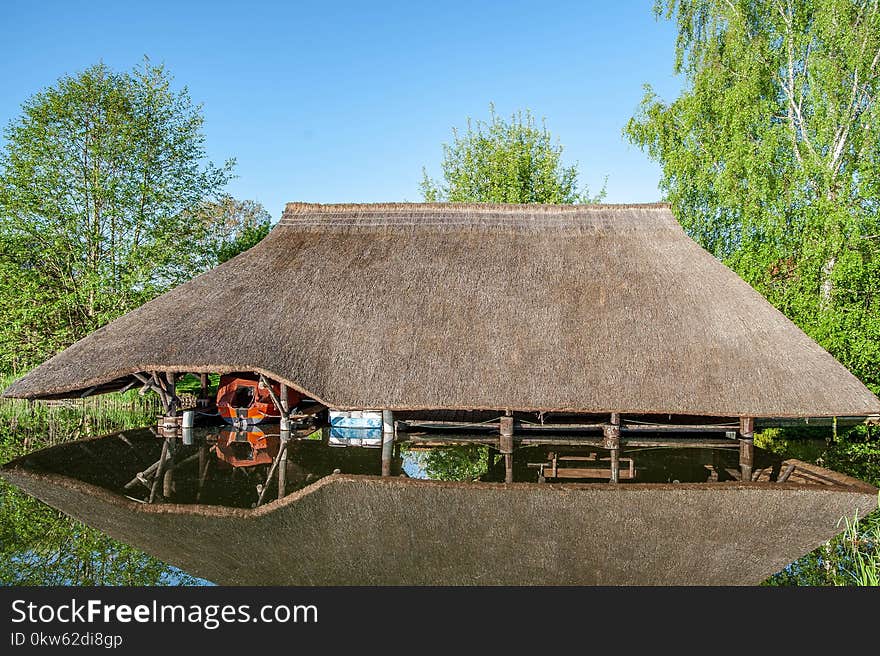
[6,426,794,511]
[2,418,875,585]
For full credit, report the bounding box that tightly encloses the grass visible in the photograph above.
[840,498,880,586]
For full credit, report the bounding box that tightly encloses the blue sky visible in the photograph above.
[0,1,682,221]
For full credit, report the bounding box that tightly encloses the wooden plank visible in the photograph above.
[290,403,328,419]
[404,435,737,448]
[542,467,635,480]
[259,374,285,415]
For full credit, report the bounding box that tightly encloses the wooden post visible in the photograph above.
[278,384,291,494]
[257,440,288,506]
[165,372,178,415]
[602,414,621,450]
[196,444,210,503]
[739,439,754,482]
[381,410,394,477]
[739,417,754,482]
[499,415,514,452]
[280,385,291,431]
[163,465,175,499]
[604,414,621,483]
[149,438,171,503]
[610,447,620,484]
[199,373,208,401]
[278,433,288,499]
[500,413,514,484]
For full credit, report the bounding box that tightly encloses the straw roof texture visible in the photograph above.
[2,463,876,585]
[4,202,879,417]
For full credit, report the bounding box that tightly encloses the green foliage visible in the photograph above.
[625,0,880,393]
[0,59,263,375]
[188,196,273,267]
[406,445,490,482]
[422,105,606,204]
[0,387,204,585]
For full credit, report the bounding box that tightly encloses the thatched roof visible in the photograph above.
[2,461,876,585]
[4,202,879,417]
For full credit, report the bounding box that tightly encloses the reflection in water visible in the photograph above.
[15,426,408,509]
[11,426,809,513]
[4,423,874,586]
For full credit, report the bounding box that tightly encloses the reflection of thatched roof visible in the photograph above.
[2,461,876,585]
[5,203,879,417]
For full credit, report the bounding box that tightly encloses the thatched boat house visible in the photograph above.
[4,202,879,429]
[4,202,880,585]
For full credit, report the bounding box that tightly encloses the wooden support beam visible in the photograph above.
[149,438,171,503]
[196,445,210,503]
[610,447,620,484]
[165,372,178,415]
[739,438,754,482]
[149,372,171,414]
[256,439,289,506]
[739,417,755,440]
[278,434,288,499]
[382,410,395,477]
[499,416,514,453]
[258,374,284,413]
[132,372,163,397]
[602,423,621,450]
[79,384,99,399]
[778,463,796,483]
[499,415,514,483]
[280,384,291,431]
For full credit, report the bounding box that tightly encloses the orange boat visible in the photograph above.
[214,427,280,468]
[216,374,302,426]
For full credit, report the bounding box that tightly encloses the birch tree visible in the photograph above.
[626,0,880,392]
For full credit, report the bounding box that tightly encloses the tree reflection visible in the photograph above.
[404,444,489,482]
[0,391,208,585]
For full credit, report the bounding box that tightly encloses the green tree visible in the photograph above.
[0,59,236,374]
[625,0,880,393]
[422,105,606,204]
[188,196,273,266]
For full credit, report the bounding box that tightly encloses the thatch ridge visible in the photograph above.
[4,202,880,417]
[279,202,677,231]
